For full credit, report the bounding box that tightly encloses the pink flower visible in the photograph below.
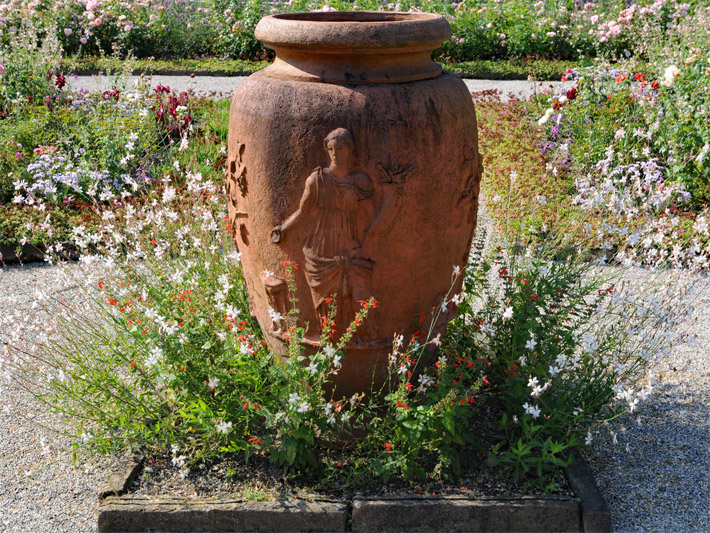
[80,37,87,44]
[15,152,23,160]
[64,28,72,36]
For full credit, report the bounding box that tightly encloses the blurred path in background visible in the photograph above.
[67,75,564,101]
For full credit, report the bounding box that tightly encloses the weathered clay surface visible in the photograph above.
[227,12,482,397]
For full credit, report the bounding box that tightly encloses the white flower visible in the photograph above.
[332,355,342,369]
[415,373,435,393]
[538,108,554,125]
[453,265,461,277]
[502,306,514,320]
[208,377,220,389]
[263,269,274,277]
[267,306,283,323]
[306,361,318,374]
[297,401,310,413]
[340,412,350,424]
[324,345,336,358]
[531,385,545,398]
[145,346,164,368]
[662,65,681,87]
[431,333,442,346]
[178,136,189,152]
[525,337,537,351]
[172,454,187,467]
[523,402,541,419]
[585,431,593,446]
[216,420,232,434]
[288,393,301,405]
[395,335,404,348]
[527,376,539,388]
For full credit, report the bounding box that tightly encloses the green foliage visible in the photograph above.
[0,21,62,114]
[0,0,704,63]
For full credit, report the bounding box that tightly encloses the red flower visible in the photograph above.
[635,73,645,82]
[651,81,659,89]
[566,87,578,101]
[615,73,626,83]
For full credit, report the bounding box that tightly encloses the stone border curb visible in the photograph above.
[97,452,610,532]
[97,451,146,501]
[0,241,79,264]
[98,496,348,533]
[564,451,612,533]
[351,494,579,532]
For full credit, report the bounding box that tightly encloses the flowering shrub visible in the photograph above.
[152,85,193,137]
[460,238,693,482]
[0,139,696,488]
[531,6,710,270]
[0,21,64,117]
[1,81,196,207]
[0,0,702,62]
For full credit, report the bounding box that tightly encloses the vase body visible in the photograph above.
[226,12,482,397]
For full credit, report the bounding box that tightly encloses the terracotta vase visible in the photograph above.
[226,11,482,397]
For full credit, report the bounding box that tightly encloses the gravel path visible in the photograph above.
[67,74,562,101]
[0,264,122,533]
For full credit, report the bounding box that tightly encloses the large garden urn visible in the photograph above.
[226,12,482,397]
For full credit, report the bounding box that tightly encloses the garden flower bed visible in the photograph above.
[0,0,702,65]
[0,4,707,529]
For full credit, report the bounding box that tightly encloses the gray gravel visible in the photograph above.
[66,74,562,102]
[584,283,710,532]
[0,263,122,533]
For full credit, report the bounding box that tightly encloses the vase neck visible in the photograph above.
[254,12,450,84]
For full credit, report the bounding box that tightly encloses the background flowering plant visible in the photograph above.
[529,5,710,270]
[0,0,702,64]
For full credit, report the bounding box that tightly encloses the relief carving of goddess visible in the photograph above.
[270,128,401,339]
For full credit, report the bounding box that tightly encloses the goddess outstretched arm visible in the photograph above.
[271,171,318,243]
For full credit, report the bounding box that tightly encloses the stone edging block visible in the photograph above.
[0,241,79,264]
[351,495,579,532]
[98,496,348,533]
[564,451,612,533]
[97,453,610,532]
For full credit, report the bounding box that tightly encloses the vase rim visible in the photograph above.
[255,11,451,52]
